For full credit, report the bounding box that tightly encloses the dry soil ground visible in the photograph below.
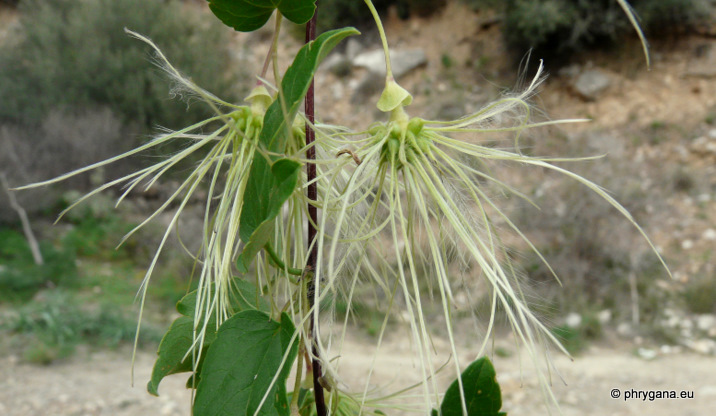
[2,330,716,416]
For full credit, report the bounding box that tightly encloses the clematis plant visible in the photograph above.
[14,0,668,415]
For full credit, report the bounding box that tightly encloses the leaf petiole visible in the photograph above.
[265,242,303,278]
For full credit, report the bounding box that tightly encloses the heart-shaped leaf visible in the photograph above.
[438,357,506,416]
[193,311,298,416]
[208,0,317,32]
[148,279,268,395]
[147,316,196,396]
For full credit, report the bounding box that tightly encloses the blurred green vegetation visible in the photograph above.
[0,228,77,300]
[0,0,237,364]
[0,210,193,363]
[0,0,242,130]
[4,289,162,365]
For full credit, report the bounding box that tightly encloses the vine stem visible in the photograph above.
[364,0,393,79]
[259,13,283,83]
[304,4,327,416]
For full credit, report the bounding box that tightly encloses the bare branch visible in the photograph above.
[1,173,44,265]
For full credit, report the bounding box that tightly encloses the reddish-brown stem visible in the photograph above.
[258,46,273,84]
[304,5,327,416]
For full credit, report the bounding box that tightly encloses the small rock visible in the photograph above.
[684,339,716,354]
[637,347,658,360]
[353,49,389,73]
[697,314,716,332]
[681,239,694,250]
[659,344,674,354]
[664,314,680,328]
[345,38,363,60]
[322,53,352,77]
[330,82,344,101]
[353,48,427,78]
[565,312,582,328]
[597,309,612,325]
[617,322,632,336]
[572,69,611,100]
[703,229,716,241]
[675,144,690,159]
[351,71,385,104]
[558,63,581,78]
[391,50,427,77]
[691,135,716,156]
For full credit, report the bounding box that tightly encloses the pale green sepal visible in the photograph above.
[377,79,413,113]
[245,85,274,116]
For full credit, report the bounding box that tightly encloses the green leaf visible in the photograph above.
[208,0,317,32]
[439,357,505,416]
[146,316,219,396]
[276,0,317,25]
[147,316,194,396]
[238,27,359,272]
[148,279,269,395]
[257,27,359,152]
[193,311,299,416]
[237,158,301,273]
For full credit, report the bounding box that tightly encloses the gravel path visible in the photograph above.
[2,335,715,416]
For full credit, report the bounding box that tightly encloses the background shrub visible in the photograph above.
[0,0,241,129]
[465,0,712,59]
[683,275,716,314]
[0,108,134,222]
[317,0,446,31]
